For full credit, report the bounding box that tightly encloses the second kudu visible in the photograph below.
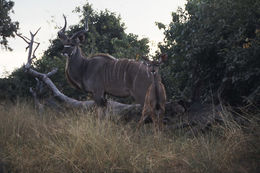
[58,15,158,107]
[138,55,167,131]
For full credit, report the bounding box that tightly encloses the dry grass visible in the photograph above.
[0,101,259,173]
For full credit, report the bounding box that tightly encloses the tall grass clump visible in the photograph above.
[0,101,259,173]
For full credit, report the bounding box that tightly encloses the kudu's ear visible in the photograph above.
[160,53,168,62]
[78,34,86,43]
[157,54,168,64]
[142,56,152,64]
[141,56,152,66]
[70,15,89,42]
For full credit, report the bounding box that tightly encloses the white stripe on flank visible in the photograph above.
[146,65,150,79]
[117,61,122,80]
[123,61,130,85]
[113,60,118,80]
[124,70,127,85]
[133,63,142,91]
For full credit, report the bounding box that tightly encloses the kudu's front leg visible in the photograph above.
[93,90,107,118]
[93,89,107,107]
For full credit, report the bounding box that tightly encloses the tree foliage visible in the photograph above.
[158,0,260,105]
[0,0,19,50]
[45,3,149,59]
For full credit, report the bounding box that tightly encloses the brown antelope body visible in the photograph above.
[138,55,167,131]
[58,15,153,107]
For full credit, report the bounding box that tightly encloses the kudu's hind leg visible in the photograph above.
[150,113,160,133]
[158,111,164,131]
[93,92,107,107]
[137,108,149,129]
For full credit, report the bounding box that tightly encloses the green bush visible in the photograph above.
[158,0,260,105]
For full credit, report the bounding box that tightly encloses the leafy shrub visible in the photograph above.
[158,0,260,105]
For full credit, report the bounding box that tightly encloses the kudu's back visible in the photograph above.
[83,54,153,105]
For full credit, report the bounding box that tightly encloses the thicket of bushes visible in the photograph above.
[158,0,260,106]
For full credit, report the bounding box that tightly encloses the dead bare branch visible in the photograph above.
[15,31,31,44]
[32,39,40,60]
[15,31,40,48]
[46,68,58,77]
[30,86,44,112]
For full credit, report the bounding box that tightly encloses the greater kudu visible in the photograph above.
[138,55,167,131]
[58,15,154,107]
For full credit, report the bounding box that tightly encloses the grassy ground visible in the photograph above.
[0,101,259,173]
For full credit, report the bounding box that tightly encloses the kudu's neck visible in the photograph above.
[151,71,160,85]
[151,71,161,107]
[65,46,86,89]
[67,46,85,69]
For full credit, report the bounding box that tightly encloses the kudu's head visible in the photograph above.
[58,15,89,57]
[142,54,168,75]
